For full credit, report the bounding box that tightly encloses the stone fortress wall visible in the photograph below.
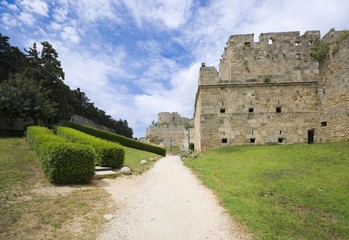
[317,29,349,141]
[194,29,349,151]
[158,112,191,125]
[146,112,194,151]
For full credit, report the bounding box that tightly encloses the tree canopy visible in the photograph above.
[0,34,133,138]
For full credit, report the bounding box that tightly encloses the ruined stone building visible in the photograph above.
[146,112,194,150]
[194,29,349,151]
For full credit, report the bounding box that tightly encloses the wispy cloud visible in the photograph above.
[122,0,193,29]
[19,0,49,17]
[60,26,80,44]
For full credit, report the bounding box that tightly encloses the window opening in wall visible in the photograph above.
[249,107,254,113]
[222,138,228,143]
[295,41,300,46]
[308,41,313,45]
[278,100,280,104]
[296,53,300,59]
[221,101,224,106]
[278,137,283,143]
[268,38,273,45]
[321,121,327,127]
[244,42,251,47]
[220,108,226,113]
[276,107,282,113]
[252,130,254,135]
[250,138,256,143]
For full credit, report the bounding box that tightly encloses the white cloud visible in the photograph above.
[18,12,36,25]
[19,0,49,17]
[60,26,80,44]
[122,0,193,29]
[50,22,62,31]
[1,13,19,28]
[53,6,69,23]
[70,0,122,23]
[1,1,19,11]
[131,62,199,136]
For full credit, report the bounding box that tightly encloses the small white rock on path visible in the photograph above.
[97,156,251,240]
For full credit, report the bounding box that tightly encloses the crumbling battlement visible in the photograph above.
[211,30,321,84]
[158,112,192,125]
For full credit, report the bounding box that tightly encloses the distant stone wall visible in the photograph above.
[158,112,191,125]
[71,115,113,132]
[146,112,194,150]
[317,30,349,142]
[0,115,112,133]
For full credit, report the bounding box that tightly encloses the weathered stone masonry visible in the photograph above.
[146,112,194,150]
[194,29,349,151]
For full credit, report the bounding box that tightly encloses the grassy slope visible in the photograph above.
[0,137,112,239]
[124,146,161,173]
[185,142,349,240]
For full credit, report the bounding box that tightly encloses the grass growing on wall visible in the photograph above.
[184,142,349,239]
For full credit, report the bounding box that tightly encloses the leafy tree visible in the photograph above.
[40,41,64,82]
[112,119,133,138]
[24,41,71,121]
[24,42,41,68]
[0,73,57,125]
[0,34,134,137]
[0,33,27,82]
[71,88,90,116]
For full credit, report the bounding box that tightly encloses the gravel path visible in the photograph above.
[97,156,251,240]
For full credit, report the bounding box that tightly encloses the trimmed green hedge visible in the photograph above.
[59,121,166,156]
[26,126,95,184]
[54,126,125,168]
[40,142,95,184]
[26,126,63,154]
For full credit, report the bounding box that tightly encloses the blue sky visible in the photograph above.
[1,0,348,137]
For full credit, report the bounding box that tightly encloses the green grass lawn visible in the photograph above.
[184,142,349,240]
[124,146,162,173]
[0,137,112,239]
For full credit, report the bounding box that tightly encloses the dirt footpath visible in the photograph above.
[97,156,250,240]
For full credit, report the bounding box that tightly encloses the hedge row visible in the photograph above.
[26,126,62,154]
[54,126,125,168]
[26,126,95,184]
[60,121,166,156]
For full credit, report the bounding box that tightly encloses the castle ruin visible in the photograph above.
[194,29,349,151]
[146,112,194,150]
